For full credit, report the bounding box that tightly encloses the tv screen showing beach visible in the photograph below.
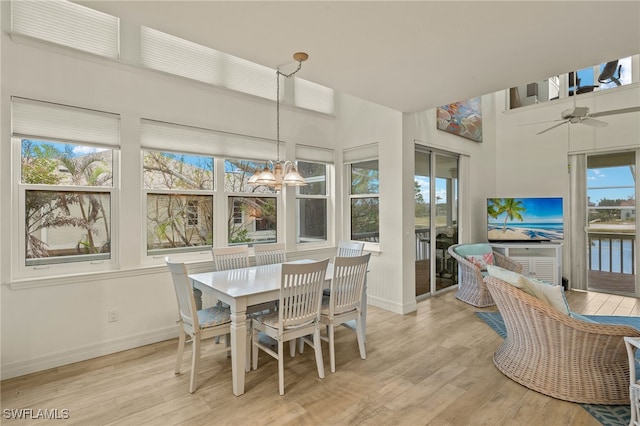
[487,197,564,242]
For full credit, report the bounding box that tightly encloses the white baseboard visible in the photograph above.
[1,326,178,380]
[367,295,416,315]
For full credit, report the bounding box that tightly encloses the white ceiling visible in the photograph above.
[79,1,640,113]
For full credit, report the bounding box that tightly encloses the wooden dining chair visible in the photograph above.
[211,245,249,271]
[252,258,330,395]
[165,258,231,393]
[253,242,286,266]
[336,240,365,258]
[324,241,365,298]
[304,253,371,373]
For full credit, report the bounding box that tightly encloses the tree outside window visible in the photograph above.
[21,139,113,265]
[297,161,328,243]
[350,160,379,243]
[225,159,277,245]
[144,150,213,254]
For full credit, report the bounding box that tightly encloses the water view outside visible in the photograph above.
[590,239,634,274]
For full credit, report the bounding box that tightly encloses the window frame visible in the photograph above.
[295,160,330,246]
[223,158,280,247]
[142,149,215,261]
[347,159,380,247]
[14,137,119,278]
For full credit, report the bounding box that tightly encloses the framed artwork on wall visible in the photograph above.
[436,97,483,142]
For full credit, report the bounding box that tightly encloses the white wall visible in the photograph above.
[0,29,409,377]
[0,33,342,379]
[2,17,638,380]
[335,92,407,313]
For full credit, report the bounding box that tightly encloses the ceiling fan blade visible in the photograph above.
[536,120,569,135]
[589,106,640,118]
[581,117,608,128]
[519,118,564,127]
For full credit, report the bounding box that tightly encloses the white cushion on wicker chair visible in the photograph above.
[517,275,570,315]
[487,264,523,286]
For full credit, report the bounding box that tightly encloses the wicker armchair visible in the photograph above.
[485,276,640,405]
[448,243,522,307]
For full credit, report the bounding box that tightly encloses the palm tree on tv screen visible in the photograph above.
[499,198,526,231]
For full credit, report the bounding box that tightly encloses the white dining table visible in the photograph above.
[189,259,367,396]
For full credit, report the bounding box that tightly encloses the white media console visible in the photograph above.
[491,242,563,285]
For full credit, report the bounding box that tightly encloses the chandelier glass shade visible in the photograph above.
[248,52,308,190]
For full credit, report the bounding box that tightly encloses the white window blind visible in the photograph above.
[295,78,334,115]
[11,0,119,59]
[140,119,278,160]
[296,144,334,164]
[343,143,379,163]
[141,27,276,100]
[12,97,120,147]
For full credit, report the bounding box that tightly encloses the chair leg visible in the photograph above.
[313,326,325,379]
[189,334,201,393]
[278,340,285,396]
[246,329,252,372]
[175,329,186,374]
[252,323,259,371]
[356,315,366,360]
[289,339,296,357]
[328,323,336,373]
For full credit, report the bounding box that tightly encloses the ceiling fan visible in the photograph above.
[522,66,640,135]
[531,105,640,135]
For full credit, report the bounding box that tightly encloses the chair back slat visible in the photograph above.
[279,259,330,330]
[329,253,370,316]
[337,240,365,257]
[212,245,249,271]
[254,243,286,266]
[165,258,199,332]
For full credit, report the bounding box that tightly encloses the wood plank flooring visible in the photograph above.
[2,289,638,426]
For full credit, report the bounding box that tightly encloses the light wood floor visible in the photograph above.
[2,289,639,426]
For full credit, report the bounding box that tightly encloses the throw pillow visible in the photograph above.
[517,275,570,315]
[486,264,523,287]
[465,252,494,271]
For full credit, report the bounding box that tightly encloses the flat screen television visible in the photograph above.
[487,197,564,242]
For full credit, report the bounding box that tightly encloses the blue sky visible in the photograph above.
[587,165,636,203]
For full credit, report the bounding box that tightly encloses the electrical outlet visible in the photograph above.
[108,309,118,323]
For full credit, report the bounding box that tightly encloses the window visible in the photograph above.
[225,159,277,244]
[11,0,119,59]
[143,151,214,255]
[296,161,328,243]
[509,55,637,110]
[12,97,120,275]
[350,160,379,243]
[21,140,113,266]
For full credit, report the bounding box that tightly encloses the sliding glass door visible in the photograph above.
[586,151,637,295]
[415,147,459,297]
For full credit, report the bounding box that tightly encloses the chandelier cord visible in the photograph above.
[276,60,304,163]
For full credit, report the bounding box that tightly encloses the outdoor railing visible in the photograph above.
[588,231,635,275]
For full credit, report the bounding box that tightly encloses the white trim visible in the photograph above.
[0,325,177,381]
[343,142,379,163]
[140,118,278,160]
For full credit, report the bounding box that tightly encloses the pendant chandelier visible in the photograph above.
[248,52,308,190]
